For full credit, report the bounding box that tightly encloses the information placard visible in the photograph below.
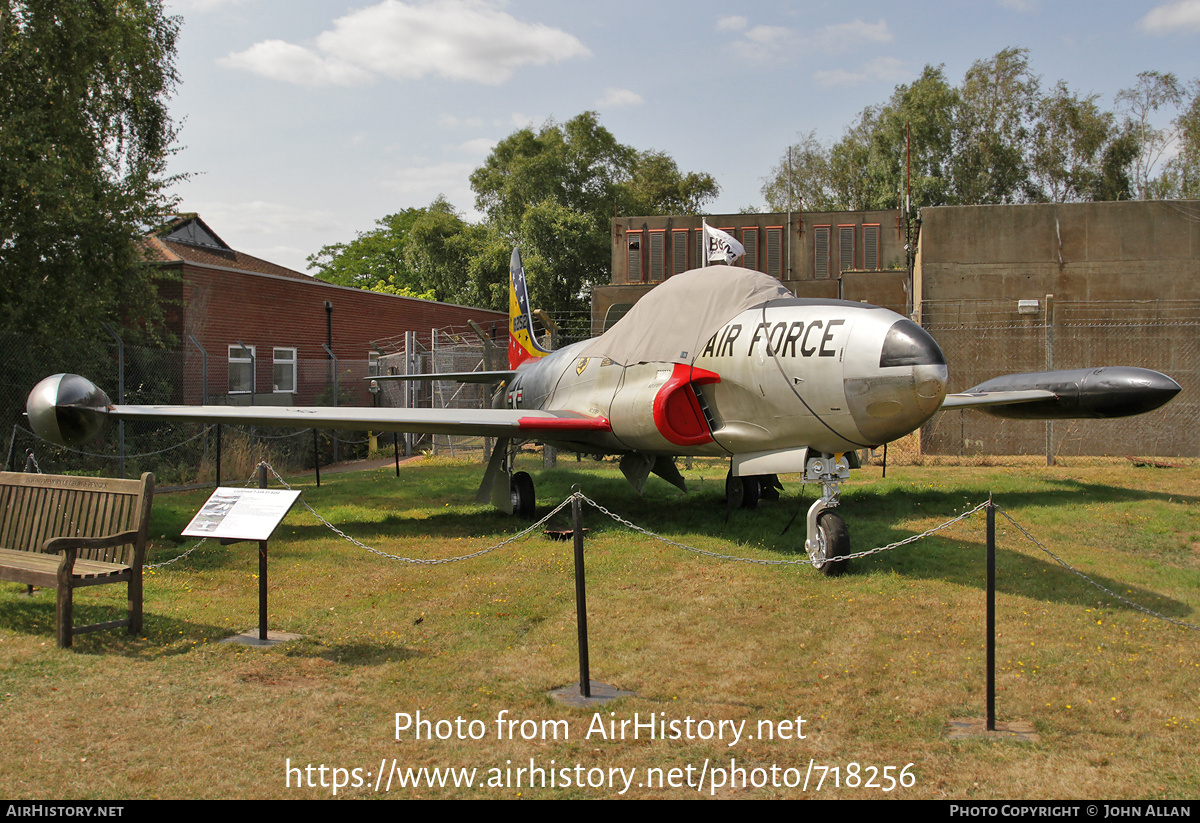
[182,487,302,541]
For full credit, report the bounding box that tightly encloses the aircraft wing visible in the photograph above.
[370,371,517,384]
[25,373,610,447]
[940,389,1055,410]
[107,404,610,437]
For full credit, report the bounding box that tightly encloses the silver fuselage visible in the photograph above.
[506,298,948,464]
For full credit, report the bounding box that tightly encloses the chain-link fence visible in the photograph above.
[920,299,1200,462]
[1,330,378,483]
[375,325,496,458]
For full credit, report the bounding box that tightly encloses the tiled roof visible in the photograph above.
[143,235,314,282]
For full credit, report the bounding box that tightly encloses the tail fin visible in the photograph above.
[508,247,552,369]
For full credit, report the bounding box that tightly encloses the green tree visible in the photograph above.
[0,0,182,341]
[1115,71,1185,199]
[314,113,717,316]
[470,111,717,312]
[1030,81,1121,202]
[621,150,720,215]
[308,207,433,297]
[1157,80,1200,199]
[951,47,1040,204]
[762,65,959,211]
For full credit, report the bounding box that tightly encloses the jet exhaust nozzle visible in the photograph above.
[26,374,112,446]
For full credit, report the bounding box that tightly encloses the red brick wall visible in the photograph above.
[161,263,506,406]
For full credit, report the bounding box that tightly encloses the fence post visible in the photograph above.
[102,322,126,478]
[572,488,591,698]
[1044,295,1055,467]
[321,344,339,464]
[986,493,996,731]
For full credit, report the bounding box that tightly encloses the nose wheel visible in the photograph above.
[803,453,851,575]
[808,511,849,576]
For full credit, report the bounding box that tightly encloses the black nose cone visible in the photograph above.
[880,319,946,368]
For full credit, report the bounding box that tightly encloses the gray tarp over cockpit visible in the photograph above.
[580,265,793,367]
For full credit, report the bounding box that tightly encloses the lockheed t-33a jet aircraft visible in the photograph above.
[27,249,1181,575]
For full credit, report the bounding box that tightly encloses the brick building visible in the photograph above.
[597,210,909,333]
[147,215,506,407]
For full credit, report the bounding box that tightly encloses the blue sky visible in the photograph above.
[163,0,1200,272]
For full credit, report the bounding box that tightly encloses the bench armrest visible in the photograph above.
[41,531,139,555]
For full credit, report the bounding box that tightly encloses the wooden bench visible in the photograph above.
[0,471,154,648]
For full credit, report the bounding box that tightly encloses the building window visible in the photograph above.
[814,226,831,279]
[273,347,296,393]
[649,230,666,282]
[672,229,690,275]
[741,227,759,271]
[626,231,643,283]
[863,224,880,270]
[766,227,783,278]
[228,344,255,394]
[839,225,856,272]
[694,228,704,266]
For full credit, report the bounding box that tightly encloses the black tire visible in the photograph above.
[510,471,535,519]
[725,472,760,510]
[813,512,849,577]
[725,471,743,510]
[741,476,760,510]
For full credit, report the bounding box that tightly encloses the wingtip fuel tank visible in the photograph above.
[962,367,1181,419]
[26,373,112,447]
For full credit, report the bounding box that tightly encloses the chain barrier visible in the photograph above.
[263,462,575,564]
[17,423,214,459]
[997,507,1200,632]
[143,464,1200,633]
[579,493,989,566]
[232,427,308,441]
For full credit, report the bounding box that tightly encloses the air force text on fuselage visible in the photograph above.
[702,319,847,360]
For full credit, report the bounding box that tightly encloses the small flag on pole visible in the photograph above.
[703,221,745,265]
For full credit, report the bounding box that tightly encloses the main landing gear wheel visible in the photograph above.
[726,472,760,510]
[510,471,535,519]
[809,511,849,577]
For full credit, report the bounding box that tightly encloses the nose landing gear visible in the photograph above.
[803,453,850,576]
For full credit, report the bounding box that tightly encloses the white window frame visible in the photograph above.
[273,347,297,393]
[228,344,255,394]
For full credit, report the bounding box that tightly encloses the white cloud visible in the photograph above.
[814,56,907,87]
[189,200,343,238]
[219,0,591,87]
[438,114,485,129]
[220,39,372,86]
[819,19,893,45]
[726,25,796,62]
[1140,0,1200,32]
[724,18,894,63]
[596,88,644,108]
[457,137,497,156]
[380,160,476,203]
[716,15,747,32]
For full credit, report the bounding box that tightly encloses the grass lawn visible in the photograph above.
[2,455,1197,799]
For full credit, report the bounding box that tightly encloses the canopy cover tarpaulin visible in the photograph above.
[582,266,791,366]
